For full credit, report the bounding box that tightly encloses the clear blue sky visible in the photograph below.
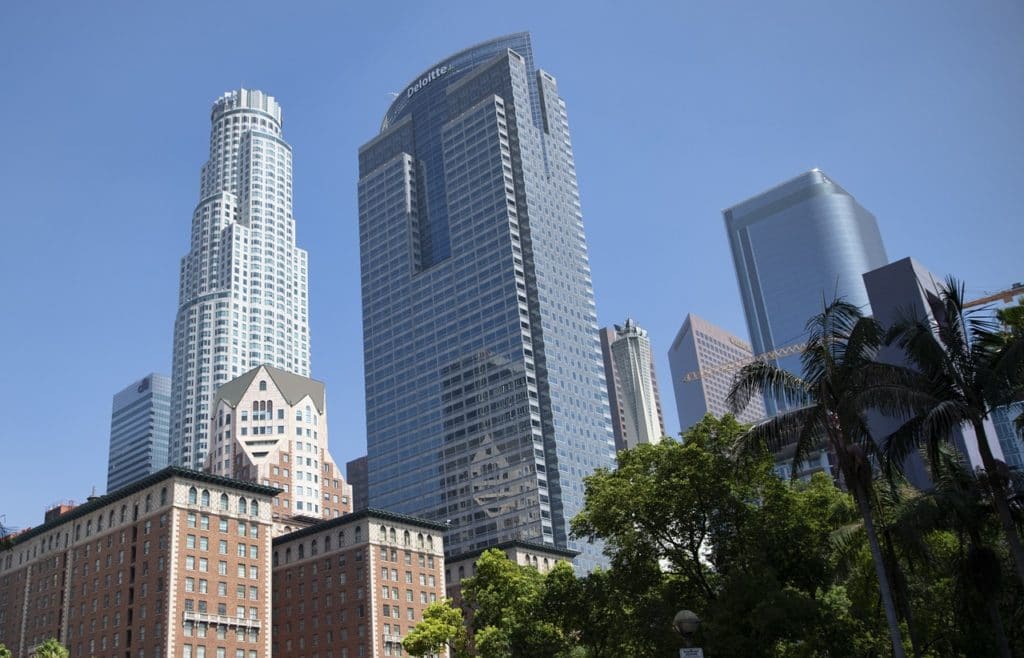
[1,1,1021,531]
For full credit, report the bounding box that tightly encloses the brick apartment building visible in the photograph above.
[272,510,447,658]
[0,468,278,658]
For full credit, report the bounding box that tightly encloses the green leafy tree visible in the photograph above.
[573,414,883,657]
[0,642,13,658]
[727,299,911,657]
[402,599,470,658]
[33,638,69,658]
[883,278,1024,587]
[460,549,574,658]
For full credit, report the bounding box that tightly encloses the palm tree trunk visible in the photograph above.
[972,420,1024,587]
[882,533,923,658]
[854,483,907,658]
[986,596,1012,658]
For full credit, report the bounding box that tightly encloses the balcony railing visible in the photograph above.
[183,611,262,630]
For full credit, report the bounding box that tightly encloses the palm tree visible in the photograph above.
[882,277,1024,587]
[728,299,909,658]
[32,639,68,658]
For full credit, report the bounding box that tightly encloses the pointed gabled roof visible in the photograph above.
[212,365,326,413]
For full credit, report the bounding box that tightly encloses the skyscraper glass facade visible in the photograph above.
[725,169,888,411]
[358,34,614,570]
[169,89,311,470]
[107,373,171,492]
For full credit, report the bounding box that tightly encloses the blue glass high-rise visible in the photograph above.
[725,169,888,411]
[357,34,614,570]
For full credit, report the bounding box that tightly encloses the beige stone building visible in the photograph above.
[271,510,448,658]
[0,467,277,658]
[205,365,352,534]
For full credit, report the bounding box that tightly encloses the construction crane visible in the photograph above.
[681,282,1024,383]
[964,282,1024,308]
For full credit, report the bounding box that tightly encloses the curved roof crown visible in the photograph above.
[381,32,532,132]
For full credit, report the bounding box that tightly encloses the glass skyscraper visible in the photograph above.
[724,169,888,410]
[107,373,171,492]
[169,89,311,470]
[358,34,614,569]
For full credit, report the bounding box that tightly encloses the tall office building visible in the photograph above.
[107,373,172,492]
[169,89,311,470]
[599,319,665,451]
[346,455,369,511]
[205,365,352,534]
[864,257,1004,485]
[668,314,767,433]
[724,169,887,410]
[358,34,615,570]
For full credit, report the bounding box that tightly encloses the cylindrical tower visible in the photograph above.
[169,89,310,471]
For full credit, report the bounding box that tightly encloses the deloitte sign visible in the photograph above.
[406,65,453,98]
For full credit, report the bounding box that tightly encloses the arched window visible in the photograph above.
[259,380,267,391]
[108,511,114,527]
[379,526,387,542]
[239,498,248,515]
[285,547,292,563]
[338,531,345,546]
[324,535,331,551]
[96,515,103,531]
[273,551,279,567]
[267,401,273,415]
[220,494,229,511]
[200,490,210,507]
[403,531,410,546]
[120,505,127,522]
[355,526,362,542]
[417,533,424,548]
[160,488,168,506]
[427,535,433,550]
[253,401,259,412]
[86,520,92,537]
[145,494,152,512]
[250,501,259,517]
[311,539,318,556]
[188,487,198,505]
[75,524,81,541]
[389,528,396,543]
[298,544,305,559]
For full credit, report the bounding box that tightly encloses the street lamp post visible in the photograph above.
[673,609,703,658]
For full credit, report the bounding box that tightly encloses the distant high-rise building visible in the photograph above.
[992,403,1024,470]
[358,33,615,570]
[346,455,369,511]
[864,257,1004,484]
[107,373,171,492]
[169,89,311,470]
[667,314,766,433]
[725,169,888,411]
[599,319,665,450]
[206,365,351,534]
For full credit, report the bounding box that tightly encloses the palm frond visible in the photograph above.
[727,360,810,414]
[736,404,823,458]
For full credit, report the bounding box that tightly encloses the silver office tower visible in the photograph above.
[169,89,311,470]
[358,34,615,570]
[107,373,171,492]
[724,169,887,410]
